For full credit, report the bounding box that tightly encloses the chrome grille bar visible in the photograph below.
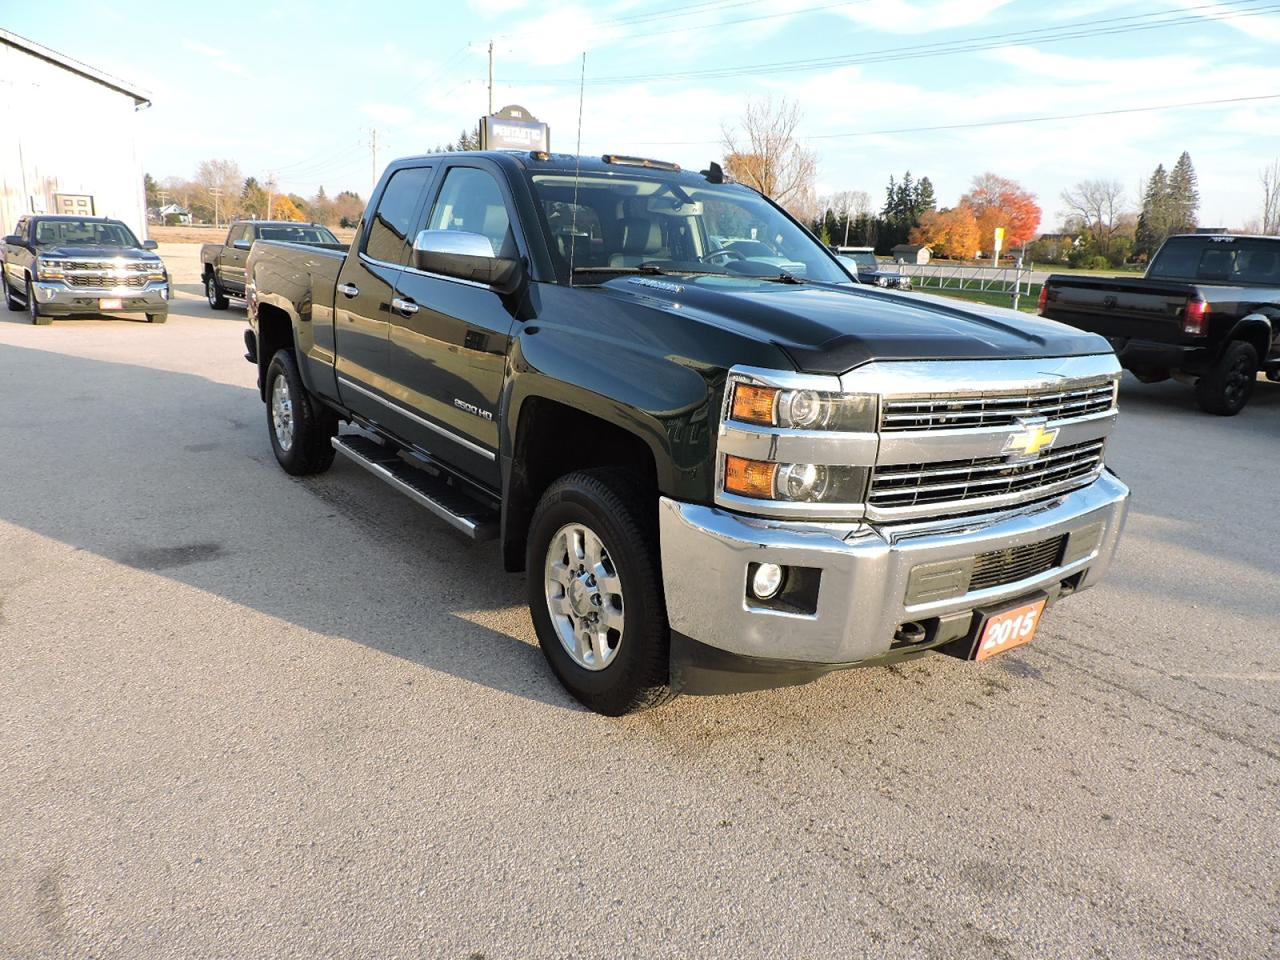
[882,382,1116,431]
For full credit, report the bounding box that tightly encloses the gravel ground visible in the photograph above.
[1,244,1277,959]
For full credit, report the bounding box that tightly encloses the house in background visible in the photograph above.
[156,203,192,224]
[0,29,152,239]
[891,243,932,264]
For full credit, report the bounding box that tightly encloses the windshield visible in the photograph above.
[258,225,339,244]
[528,170,846,284]
[1148,236,1280,286]
[848,252,878,268]
[34,219,139,247]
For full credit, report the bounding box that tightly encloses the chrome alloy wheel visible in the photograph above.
[544,523,625,671]
[270,373,295,452]
[206,274,218,306]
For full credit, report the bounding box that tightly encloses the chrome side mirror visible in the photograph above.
[411,229,523,294]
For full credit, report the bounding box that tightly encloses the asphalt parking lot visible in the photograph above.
[2,244,1278,960]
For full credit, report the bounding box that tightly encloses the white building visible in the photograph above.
[0,29,151,239]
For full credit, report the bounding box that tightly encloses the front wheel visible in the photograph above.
[3,275,21,311]
[146,312,167,324]
[264,350,337,475]
[1195,340,1258,416]
[205,272,229,310]
[527,469,673,715]
[27,279,51,325]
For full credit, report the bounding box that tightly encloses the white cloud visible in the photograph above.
[833,0,1018,34]
[1168,0,1280,41]
[361,102,415,125]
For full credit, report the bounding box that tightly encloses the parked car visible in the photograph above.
[201,220,342,309]
[835,246,911,289]
[1040,233,1280,414]
[2,215,169,325]
[244,150,1129,715]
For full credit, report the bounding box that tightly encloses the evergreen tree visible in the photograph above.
[1168,151,1199,233]
[915,176,936,215]
[1135,164,1170,258]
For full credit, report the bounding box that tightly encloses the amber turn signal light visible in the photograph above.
[724,455,777,499]
[731,383,778,425]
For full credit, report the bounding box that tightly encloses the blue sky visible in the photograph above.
[9,0,1280,228]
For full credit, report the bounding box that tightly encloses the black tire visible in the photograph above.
[27,279,51,325]
[526,469,674,715]
[264,349,337,475]
[146,313,167,324]
[205,271,229,310]
[1195,340,1258,416]
[3,275,21,311]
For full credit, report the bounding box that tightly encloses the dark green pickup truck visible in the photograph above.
[244,150,1130,714]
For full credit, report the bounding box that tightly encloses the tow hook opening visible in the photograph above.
[893,621,928,646]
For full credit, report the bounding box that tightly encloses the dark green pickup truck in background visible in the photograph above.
[201,219,342,309]
[243,150,1131,715]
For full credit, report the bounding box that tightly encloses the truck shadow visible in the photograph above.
[0,343,577,712]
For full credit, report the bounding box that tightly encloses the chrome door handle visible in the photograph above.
[337,282,359,298]
[391,297,419,316]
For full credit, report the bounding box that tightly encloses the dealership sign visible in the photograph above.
[480,105,549,152]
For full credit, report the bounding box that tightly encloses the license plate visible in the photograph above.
[99,297,124,310]
[973,596,1047,661]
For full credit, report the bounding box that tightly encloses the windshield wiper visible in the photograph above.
[573,264,669,276]
[754,272,807,284]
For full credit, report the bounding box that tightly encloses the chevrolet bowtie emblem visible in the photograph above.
[1004,422,1059,458]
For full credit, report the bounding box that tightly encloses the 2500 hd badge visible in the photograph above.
[242,149,1129,715]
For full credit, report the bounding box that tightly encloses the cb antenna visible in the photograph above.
[568,51,586,288]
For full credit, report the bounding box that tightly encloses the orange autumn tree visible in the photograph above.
[270,195,305,221]
[959,173,1041,254]
[911,207,980,260]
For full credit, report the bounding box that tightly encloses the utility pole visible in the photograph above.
[209,187,223,228]
[266,172,276,220]
[487,38,494,115]
[371,128,378,193]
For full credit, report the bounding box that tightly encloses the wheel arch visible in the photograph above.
[1220,314,1271,363]
[254,301,299,400]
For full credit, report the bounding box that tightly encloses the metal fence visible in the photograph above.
[897,261,1037,309]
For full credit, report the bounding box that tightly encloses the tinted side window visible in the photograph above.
[426,167,513,256]
[365,166,432,265]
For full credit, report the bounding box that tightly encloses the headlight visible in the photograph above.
[729,382,876,432]
[877,277,890,287]
[724,455,868,504]
[36,259,70,280]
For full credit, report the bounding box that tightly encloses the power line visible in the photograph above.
[548,0,1278,85]
[597,92,1280,146]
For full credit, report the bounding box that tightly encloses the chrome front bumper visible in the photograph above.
[33,280,169,315]
[659,471,1130,667]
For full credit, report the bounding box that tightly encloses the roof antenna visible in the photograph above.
[568,51,586,288]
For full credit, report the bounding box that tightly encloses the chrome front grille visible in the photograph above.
[882,381,1116,432]
[67,274,148,288]
[870,439,1105,511]
[970,535,1067,591]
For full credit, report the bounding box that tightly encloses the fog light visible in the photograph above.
[751,562,785,599]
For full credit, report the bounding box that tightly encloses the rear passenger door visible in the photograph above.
[333,164,434,425]
[221,224,250,293]
[386,162,522,487]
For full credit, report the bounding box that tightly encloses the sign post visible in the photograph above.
[993,226,1005,264]
[479,104,550,152]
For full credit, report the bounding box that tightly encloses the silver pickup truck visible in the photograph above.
[3,215,169,325]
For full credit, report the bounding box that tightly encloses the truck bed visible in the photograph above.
[248,240,344,324]
[1041,275,1199,345]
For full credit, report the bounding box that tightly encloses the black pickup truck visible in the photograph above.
[244,150,1130,714]
[201,220,342,309]
[1040,233,1280,414]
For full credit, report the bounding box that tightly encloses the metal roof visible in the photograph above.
[0,28,151,108]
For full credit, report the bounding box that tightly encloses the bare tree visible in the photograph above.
[1261,159,1280,235]
[1059,178,1127,255]
[721,97,818,215]
[194,159,245,226]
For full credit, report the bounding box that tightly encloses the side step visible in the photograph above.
[331,434,499,541]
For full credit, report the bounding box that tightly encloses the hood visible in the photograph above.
[599,275,1109,375]
[36,244,159,261]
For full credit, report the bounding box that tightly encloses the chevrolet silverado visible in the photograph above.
[242,150,1130,715]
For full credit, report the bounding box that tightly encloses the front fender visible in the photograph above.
[504,327,717,501]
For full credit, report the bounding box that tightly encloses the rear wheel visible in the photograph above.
[146,313,167,324]
[1195,340,1258,416]
[264,349,337,475]
[205,271,229,310]
[27,279,50,325]
[527,469,673,715]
